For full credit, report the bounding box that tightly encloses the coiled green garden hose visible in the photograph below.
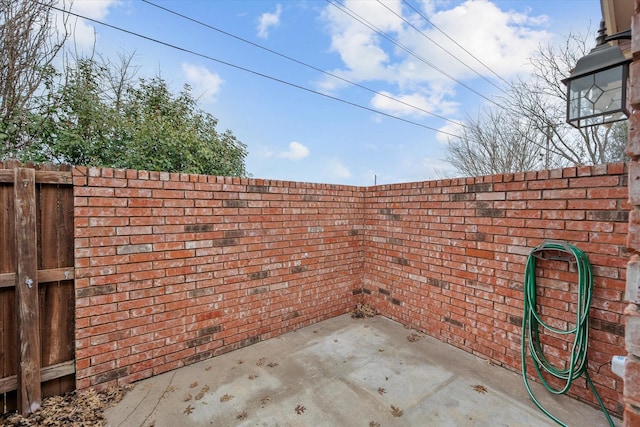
[522,240,614,426]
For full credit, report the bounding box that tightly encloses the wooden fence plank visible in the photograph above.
[1,165,18,413]
[14,168,41,415]
[1,169,17,404]
[39,173,75,397]
[0,360,75,394]
[0,289,17,413]
[0,268,74,288]
[0,170,72,185]
[0,273,13,287]
[2,162,75,414]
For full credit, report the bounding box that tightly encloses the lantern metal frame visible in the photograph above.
[562,21,631,129]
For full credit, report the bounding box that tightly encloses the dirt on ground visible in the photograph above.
[1,386,128,427]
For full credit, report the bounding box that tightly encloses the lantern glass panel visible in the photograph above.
[567,63,627,128]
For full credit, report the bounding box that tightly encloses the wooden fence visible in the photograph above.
[0,160,75,415]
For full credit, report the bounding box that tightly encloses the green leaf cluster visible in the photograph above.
[3,58,248,177]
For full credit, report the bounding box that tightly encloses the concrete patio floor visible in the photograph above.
[105,314,621,427]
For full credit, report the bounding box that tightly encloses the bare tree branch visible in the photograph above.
[446,30,628,177]
[0,0,70,156]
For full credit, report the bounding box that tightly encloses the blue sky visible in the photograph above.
[64,0,603,186]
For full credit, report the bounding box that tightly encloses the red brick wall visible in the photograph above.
[72,163,628,416]
[73,167,365,389]
[363,164,628,416]
[625,3,640,426]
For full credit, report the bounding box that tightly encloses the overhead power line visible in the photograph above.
[326,0,501,108]
[140,0,463,128]
[376,0,507,95]
[46,3,462,138]
[401,0,514,89]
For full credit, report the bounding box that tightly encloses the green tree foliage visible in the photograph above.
[119,77,247,176]
[36,58,248,177]
[0,0,248,177]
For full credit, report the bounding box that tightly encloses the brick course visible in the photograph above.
[363,165,628,416]
[74,163,627,417]
[626,4,640,427]
[74,168,365,389]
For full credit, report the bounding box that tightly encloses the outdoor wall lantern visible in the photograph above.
[562,21,631,129]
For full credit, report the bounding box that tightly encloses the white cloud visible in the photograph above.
[371,90,458,118]
[425,0,551,78]
[279,141,310,161]
[328,158,351,179]
[320,0,551,115]
[436,121,465,145]
[321,1,401,87]
[72,0,119,19]
[182,63,224,103]
[61,0,121,50]
[257,4,282,39]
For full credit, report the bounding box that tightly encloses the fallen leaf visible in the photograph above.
[248,373,259,380]
[378,348,384,352]
[267,361,279,368]
[370,422,381,427]
[195,385,210,400]
[390,405,403,417]
[472,384,488,394]
[295,404,306,414]
[0,387,129,427]
[260,396,272,406]
[220,394,234,402]
[236,411,248,420]
[256,357,267,366]
[351,302,376,318]
[183,405,194,415]
[183,393,192,402]
[407,333,421,342]
[377,387,386,395]
[161,385,177,399]
[205,366,212,371]
[189,382,198,389]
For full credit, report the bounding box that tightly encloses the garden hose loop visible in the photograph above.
[522,240,614,427]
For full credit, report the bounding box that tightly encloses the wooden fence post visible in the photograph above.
[14,168,40,415]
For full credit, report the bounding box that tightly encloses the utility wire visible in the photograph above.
[376,0,507,94]
[401,0,514,89]
[141,0,463,128]
[47,3,461,138]
[326,0,500,108]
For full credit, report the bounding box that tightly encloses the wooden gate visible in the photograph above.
[0,160,75,416]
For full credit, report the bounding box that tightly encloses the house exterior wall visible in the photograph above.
[624,2,640,426]
[73,163,628,416]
